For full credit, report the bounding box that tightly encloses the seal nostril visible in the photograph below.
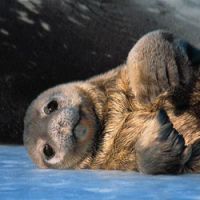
[43,144,55,160]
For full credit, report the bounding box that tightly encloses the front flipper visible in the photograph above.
[127,30,200,105]
[135,109,192,174]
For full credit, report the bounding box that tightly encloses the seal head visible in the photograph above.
[24,83,99,169]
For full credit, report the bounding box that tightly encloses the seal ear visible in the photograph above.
[127,30,200,105]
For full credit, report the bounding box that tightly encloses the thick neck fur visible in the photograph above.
[75,65,147,170]
[76,64,200,170]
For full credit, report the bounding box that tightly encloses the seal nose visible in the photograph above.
[43,144,56,160]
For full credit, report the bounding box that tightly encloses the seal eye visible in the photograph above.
[43,144,55,160]
[44,100,58,114]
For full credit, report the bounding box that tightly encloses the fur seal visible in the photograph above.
[24,30,200,174]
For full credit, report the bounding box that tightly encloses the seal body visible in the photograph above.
[24,30,200,174]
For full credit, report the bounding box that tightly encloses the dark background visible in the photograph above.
[0,0,199,144]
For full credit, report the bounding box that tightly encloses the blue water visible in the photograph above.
[0,146,200,200]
